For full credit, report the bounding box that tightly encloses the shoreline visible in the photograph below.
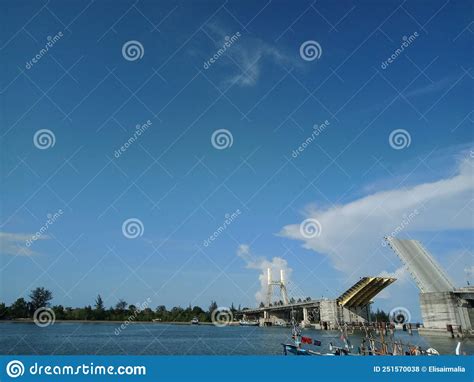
[1,319,236,326]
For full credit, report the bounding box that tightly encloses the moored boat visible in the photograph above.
[239,319,259,326]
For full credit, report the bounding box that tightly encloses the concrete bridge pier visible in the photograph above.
[301,307,310,327]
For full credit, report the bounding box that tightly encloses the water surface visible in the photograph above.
[0,322,471,355]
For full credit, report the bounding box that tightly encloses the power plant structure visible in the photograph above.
[386,237,474,337]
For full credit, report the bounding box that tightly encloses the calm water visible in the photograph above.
[0,322,472,355]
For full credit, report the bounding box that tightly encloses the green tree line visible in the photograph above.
[370,308,390,322]
[0,287,243,323]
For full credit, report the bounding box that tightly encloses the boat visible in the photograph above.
[282,343,322,356]
[358,323,440,356]
[281,316,443,356]
[281,318,337,356]
[190,317,199,325]
[239,319,259,326]
[281,320,423,357]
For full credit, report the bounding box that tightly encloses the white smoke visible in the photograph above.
[237,244,292,304]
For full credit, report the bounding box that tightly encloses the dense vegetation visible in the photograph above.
[0,287,243,323]
[0,287,391,323]
[370,308,390,322]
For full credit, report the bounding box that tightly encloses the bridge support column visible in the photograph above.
[302,307,310,327]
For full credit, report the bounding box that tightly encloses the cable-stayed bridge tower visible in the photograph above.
[266,268,289,307]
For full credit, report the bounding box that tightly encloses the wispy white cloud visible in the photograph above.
[205,24,294,87]
[404,76,456,98]
[225,43,291,87]
[0,232,48,256]
[237,244,293,303]
[279,156,474,281]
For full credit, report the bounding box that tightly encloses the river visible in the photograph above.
[0,322,471,355]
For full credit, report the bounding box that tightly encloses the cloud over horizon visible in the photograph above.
[0,232,48,256]
[279,157,474,283]
[237,244,293,304]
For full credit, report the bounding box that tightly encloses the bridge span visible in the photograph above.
[238,276,396,328]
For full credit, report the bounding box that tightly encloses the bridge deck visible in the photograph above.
[336,277,396,307]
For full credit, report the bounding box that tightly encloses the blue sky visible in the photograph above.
[0,0,472,320]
